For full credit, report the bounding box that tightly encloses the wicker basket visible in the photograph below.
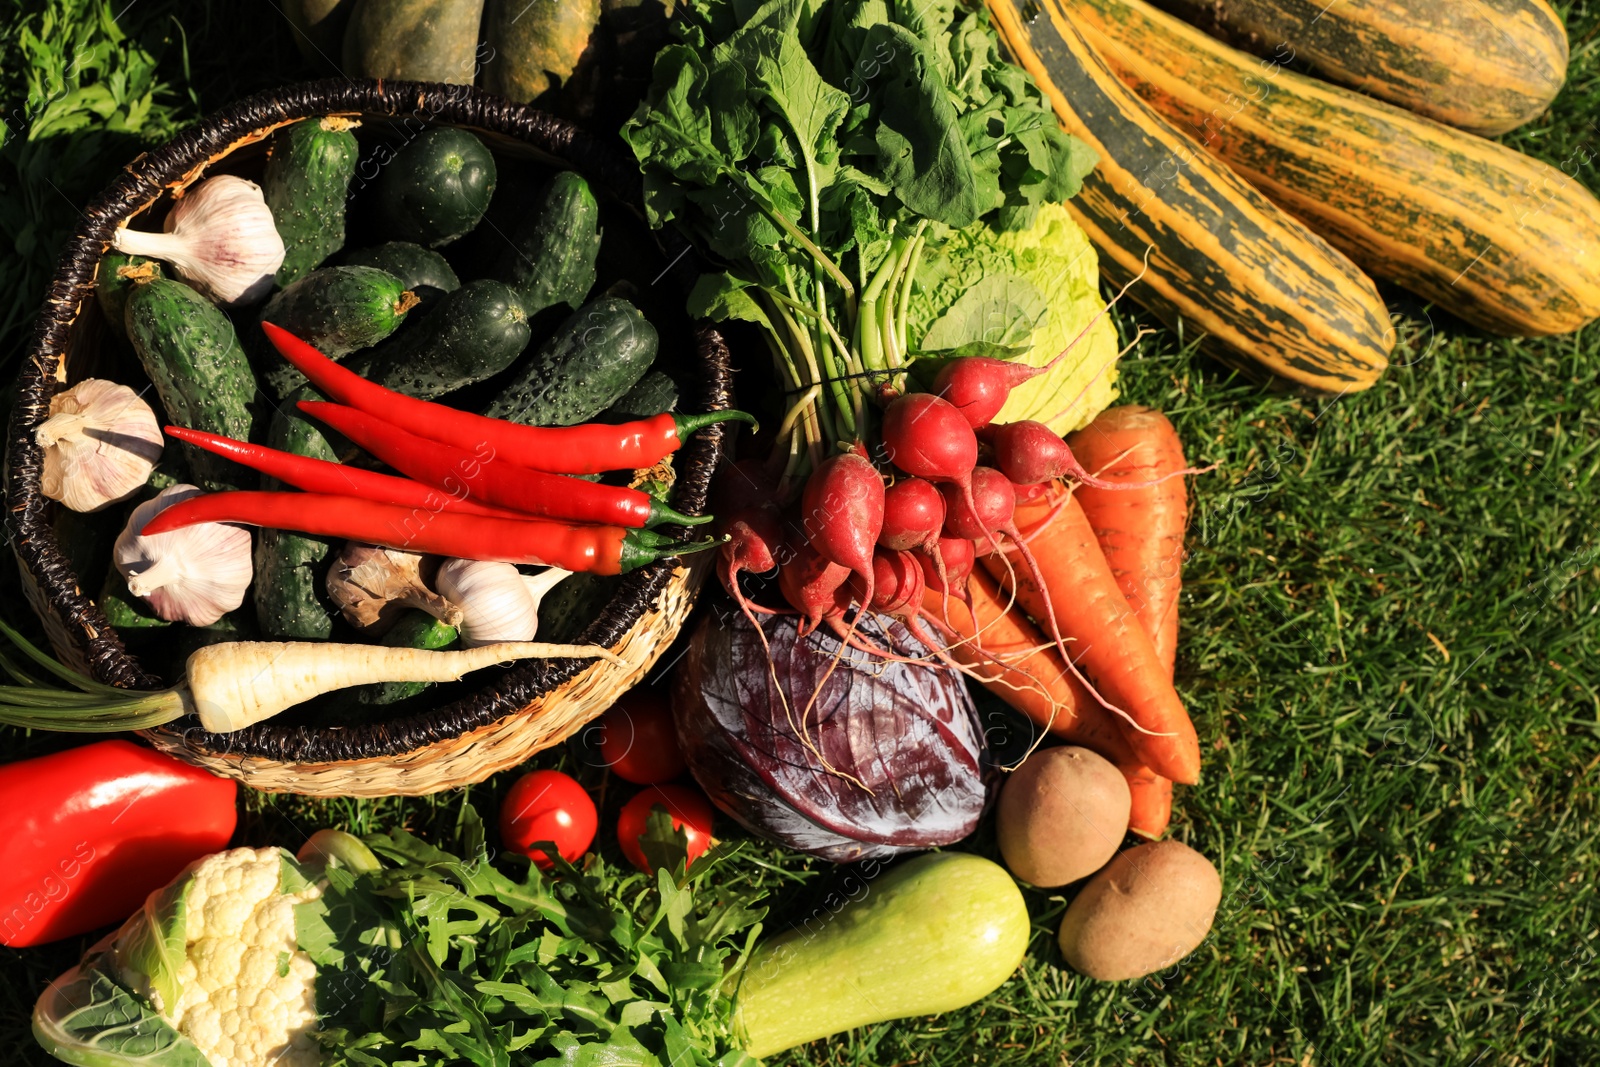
[3,79,732,798]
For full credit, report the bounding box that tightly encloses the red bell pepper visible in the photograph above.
[0,741,237,947]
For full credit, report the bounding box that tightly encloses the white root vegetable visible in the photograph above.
[184,640,624,733]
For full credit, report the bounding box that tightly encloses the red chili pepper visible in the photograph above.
[262,322,755,475]
[296,401,711,529]
[164,425,524,519]
[140,491,719,575]
[0,740,236,948]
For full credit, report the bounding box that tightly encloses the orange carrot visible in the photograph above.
[1067,406,1191,837]
[937,570,1173,837]
[1066,406,1189,674]
[981,482,1201,785]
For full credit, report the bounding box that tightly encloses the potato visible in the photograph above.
[1057,839,1221,981]
[997,746,1130,887]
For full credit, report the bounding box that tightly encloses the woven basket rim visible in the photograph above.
[4,78,727,769]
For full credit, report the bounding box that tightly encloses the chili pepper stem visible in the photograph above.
[676,410,759,437]
[645,500,714,528]
[617,534,729,574]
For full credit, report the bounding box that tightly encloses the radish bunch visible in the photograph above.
[711,353,1170,695]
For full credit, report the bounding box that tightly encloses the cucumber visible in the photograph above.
[341,241,460,298]
[95,254,161,341]
[254,385,338,639]
[602,369,677,421]
[264,117,361,286]
[124,278,258,492]
[483,296,657,427]
[498,172,601,316]
[100,569,170,631]
[373,127,498,247]
[353,611,459,705]
[535,571,620,644]
[258,266,419,397]
[342,279,530,399]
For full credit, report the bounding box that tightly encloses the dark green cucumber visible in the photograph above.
[483,297,657,427]
[498,171,601,316]
[373,127,497,247]
[254,385,338,639]
[602,369,677,421]
[95,254,161,341]
[354,611,459,705]
[343,279,530,398]
[536,571,619,644]
[341,241,461,297]
[264,117,361,286]
[259,266,419,397]
[124,278,258,492]
[100,569,170,631]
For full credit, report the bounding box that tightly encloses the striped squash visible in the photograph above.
[986,0,1392,394]
[1161,0,1568,137]
[1069,0,1600,336]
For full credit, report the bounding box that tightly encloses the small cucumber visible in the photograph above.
[100,569,170,631]
[264,116,361,286]
[343,279,529,398]
[258,266,419,397]
[95,254,161,341]
[373,127,497,247]
[254,385,338,639]
[536,571,620,644]
[124,278,258,492]
[353,611,459,705]
[602,369,677,421]
[498,171,601,316]
[483,296,657,427]
[341,241,460,298]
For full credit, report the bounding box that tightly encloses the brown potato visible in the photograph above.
[1057,839,1221,981]
[997,746,1131,887]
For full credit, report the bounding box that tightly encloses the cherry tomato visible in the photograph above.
[617,784,715,872]
[499,770,597,869]
[597,689,687,785]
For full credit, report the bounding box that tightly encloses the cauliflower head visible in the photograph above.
[114,847,323,1067]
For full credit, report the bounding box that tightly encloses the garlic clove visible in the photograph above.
[36,379,164,513]
[436,559,546,648]
[111,175,285,307]
[327,543,462,635]
[114,485,254,626]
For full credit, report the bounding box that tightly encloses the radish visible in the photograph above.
[777,539,853,638]
[800,451,886,615]
[879,478,945,551]
[881,394,979,485]
[931,358,1044,431]
[914,536,976,601]
[990,420,1202,489]
[940,468,1017,541]
[718,505,784,613]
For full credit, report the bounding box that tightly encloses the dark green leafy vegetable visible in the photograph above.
[300,806,765,1067]
[623,0,1095,469]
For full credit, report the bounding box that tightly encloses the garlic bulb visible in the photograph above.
[436,559,572,648]
[114,485,253,626]
[36,378,163,512]
[326,543,463,635]
[111,175,285,307]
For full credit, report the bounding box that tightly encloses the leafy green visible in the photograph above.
[30,959,209,1067]
[623,0,1096,467]
[300,806,766,1067]
[106,871,190,1019]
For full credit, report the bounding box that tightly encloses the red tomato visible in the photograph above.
[597,689,687,785]
[499,770,597,869]
[617,784,715,872]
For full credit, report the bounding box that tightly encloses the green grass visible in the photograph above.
[4,1,1600,1063]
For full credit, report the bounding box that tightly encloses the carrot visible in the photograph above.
[938,571,1172,836]
[980,482,1201,784]
[1066,405,1192,837]
[1066,406,1189,674]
